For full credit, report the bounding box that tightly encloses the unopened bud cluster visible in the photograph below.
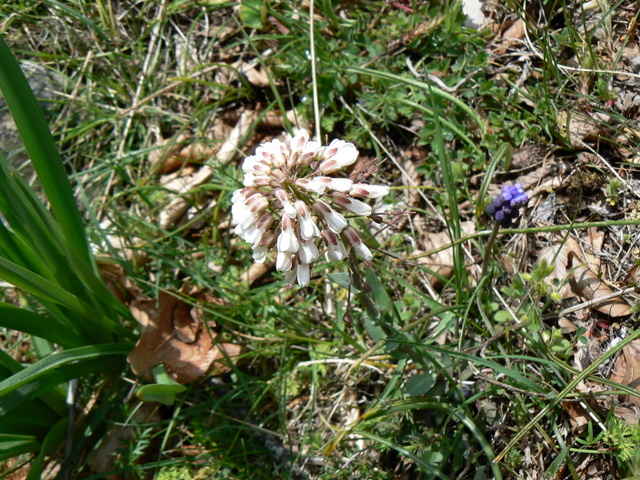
[485,183,528,228]
[232,128,389,286]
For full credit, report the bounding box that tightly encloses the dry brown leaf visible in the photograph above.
[568,250,632,318]
[501,18,525,40]
[562,401,590,433]
[609,340,640,408]
[411,221,475,288]
[537,234,631,317]
[557,110,613,148]
[127,286,242,383]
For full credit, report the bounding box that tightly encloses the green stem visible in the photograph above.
[481,221,501,279]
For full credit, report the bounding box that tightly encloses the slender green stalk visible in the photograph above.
[481,221,501,279]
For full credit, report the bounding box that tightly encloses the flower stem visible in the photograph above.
[481,221,501,280]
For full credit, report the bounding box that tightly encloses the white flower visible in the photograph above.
[350,184,390,199]
[343,227,373,261]
[231,128,388,286]
[317,139,358,174]
[322,230,347,261]
[298,239,319,264]
[331,193,372,216]
[276,215,299,254]
[312,200,347,234]
[297,262,311,287]
[295,201,320,240]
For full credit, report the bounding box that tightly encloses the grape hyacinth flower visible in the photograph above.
[481,182,529,278]
[232,128,389,287]
[485,182,528,228]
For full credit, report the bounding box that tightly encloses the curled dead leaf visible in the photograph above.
[567,250,632,318]
[127,286,242,384]
[609,340,640,409]
[538,233,631,317]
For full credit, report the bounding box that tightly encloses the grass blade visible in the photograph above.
[0,34,92,267]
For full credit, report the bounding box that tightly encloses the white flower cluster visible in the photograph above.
[232,128,389,286]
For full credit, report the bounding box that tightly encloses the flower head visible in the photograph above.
[232,128,389,286]
[486,183,528,228]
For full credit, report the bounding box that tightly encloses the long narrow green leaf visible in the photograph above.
[0,256,116,343]
[0,303,85,348]
[0,34,92,267]
[0,344,131,417]
[0,434,40,462]
[0,160,131,333]
[26,417,68,480]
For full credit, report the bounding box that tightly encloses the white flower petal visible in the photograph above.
[296,178,326,194]
[317,140,358,174]
[283,201,297,218]
[343,226,373,260]
[313,200,348,233]
[320,177,353,192]
[298,240,319,264]
[253,245,269,263]
[276,251,293,271]
[297,262,310,286]
[332,193,372,216]
[350,184,390,199]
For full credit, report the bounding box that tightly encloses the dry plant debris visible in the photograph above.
[127,285,242,384]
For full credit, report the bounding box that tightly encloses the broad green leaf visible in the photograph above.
[404,373,437,397]
[240,0,266,28]
[136,384,187,406]
[0,303,85,348]
[364,267,392,313]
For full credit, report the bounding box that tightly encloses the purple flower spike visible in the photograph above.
[486,183,528,228]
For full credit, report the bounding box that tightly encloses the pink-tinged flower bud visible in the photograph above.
[274,188,297,218]
[252,232,275,263]
[321,230,348,261]
[312,200,347,233]
[231,186,255,204]
[295,178,325,194]
[277,216,299,253]
[258,139,286,167]
[242,156,269,175]
[349,184,390,199]
[290,128,309,153]
[317,139,358,174]
[317,176,353,192]
[295,200,320,240]
[331,193,372,216]
[342,226,373,260]
[232,192,266,229]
